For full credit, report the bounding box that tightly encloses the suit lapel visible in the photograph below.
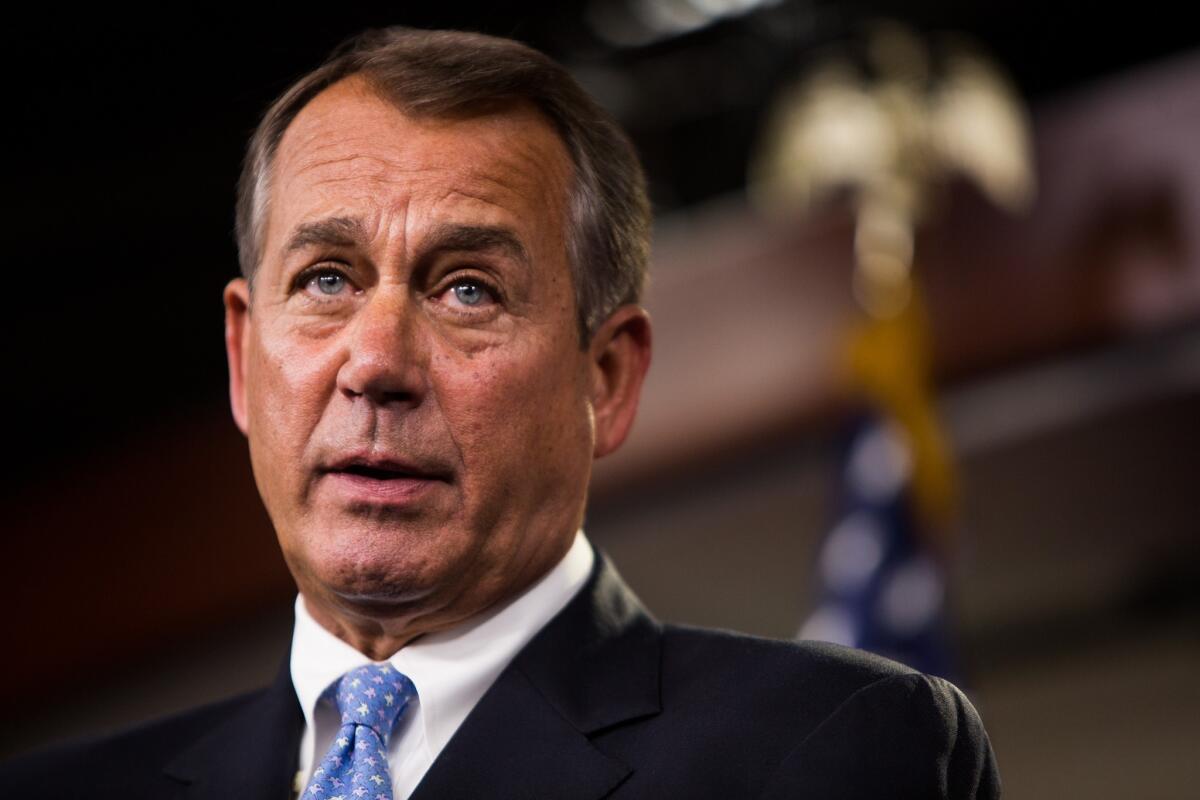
[407,666,631,799]
[163,655,304,800]
[411,552,661,800]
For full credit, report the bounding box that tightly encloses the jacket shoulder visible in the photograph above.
[660,624,918,710]
[0,688,267,799]
[649,626,1000,799]
[757,665,1001,799]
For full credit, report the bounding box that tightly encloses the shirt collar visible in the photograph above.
[291,529,594,760]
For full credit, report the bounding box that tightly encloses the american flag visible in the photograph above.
[798,411,958,681]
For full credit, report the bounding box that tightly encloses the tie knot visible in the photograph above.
[333,663,416,745]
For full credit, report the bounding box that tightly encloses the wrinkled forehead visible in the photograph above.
[264,77,575,246]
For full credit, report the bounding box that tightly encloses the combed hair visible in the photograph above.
[235,27,651,340]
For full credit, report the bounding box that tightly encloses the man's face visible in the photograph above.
[224,78,630,639]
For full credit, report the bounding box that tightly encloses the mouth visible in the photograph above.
[319,456,452,505]
[324,455,451,480]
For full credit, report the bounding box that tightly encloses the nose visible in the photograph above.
[336,289,428,406]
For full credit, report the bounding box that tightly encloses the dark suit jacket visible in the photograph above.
[1,554,1000,798]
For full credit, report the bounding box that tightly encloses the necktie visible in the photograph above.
[303,663,417,800]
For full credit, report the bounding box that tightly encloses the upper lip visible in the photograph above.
[322,454,452,481]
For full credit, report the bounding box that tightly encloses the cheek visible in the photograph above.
[436,344,592,481]
[246,323,338,470]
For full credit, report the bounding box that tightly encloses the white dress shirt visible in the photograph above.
[289,530,595,799]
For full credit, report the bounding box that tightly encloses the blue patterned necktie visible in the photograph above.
[302,663,417,800]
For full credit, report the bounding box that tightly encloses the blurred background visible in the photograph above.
[4,2,1198,797]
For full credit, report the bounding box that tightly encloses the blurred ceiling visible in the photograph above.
[5,0,1195,481]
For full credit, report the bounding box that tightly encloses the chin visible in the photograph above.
[312,559,439,615]
[301,527,461,607]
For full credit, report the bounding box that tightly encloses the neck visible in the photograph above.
[302,596,428,659]
[299,541,577,660]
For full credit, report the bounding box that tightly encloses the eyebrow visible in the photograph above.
[422,223,531,268]
[282,216,367,255]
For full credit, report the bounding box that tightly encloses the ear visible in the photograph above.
[223,278,252,436]
[588,305,652,459]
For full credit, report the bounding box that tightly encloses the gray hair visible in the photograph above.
[235,27,651,340]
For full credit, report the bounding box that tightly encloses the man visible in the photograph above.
[1,27,999,799]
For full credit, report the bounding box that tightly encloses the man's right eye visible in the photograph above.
[302,270,350,297]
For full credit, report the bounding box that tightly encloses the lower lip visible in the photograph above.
[322,472,444,506]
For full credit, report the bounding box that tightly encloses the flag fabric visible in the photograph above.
[798,411,958,680]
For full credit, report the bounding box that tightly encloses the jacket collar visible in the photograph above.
[409,550,662,800]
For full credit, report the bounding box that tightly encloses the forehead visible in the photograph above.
[265,76,574,253]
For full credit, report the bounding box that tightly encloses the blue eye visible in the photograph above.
[452,280,491,307]
[314,272,346,295]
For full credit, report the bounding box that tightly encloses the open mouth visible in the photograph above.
[321,457,453,494]
[338,463,427,481]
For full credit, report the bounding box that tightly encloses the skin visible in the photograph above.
[224,76,651,660]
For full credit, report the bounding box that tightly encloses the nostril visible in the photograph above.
[337,353,427,404]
